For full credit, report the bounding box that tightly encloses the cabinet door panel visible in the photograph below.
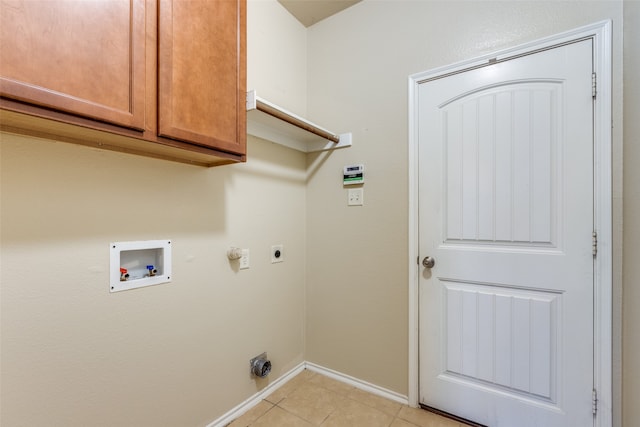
[0,0,145,130]
[158,0,246,155]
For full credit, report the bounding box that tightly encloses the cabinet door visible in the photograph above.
[0,0,146,130]
[158,0,246,155]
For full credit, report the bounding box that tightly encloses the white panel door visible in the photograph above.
[418,40,594,427]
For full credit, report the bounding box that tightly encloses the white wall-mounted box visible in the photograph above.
[110,240,172,293]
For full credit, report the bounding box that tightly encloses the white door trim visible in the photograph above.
[407,20,612,426]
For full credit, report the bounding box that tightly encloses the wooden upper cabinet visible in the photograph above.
[0,0,146,130]
[0,0,247,164]
[158,0,246,154]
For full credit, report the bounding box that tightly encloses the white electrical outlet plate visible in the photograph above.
[240,249,250,269]
[271,245,284,263]
[348,188,364,206]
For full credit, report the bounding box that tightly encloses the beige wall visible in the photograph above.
[0,135,307,426]
[0,2,308,426]
[623,1,639,425]
[304,0,625,419]
[248,0,307,114]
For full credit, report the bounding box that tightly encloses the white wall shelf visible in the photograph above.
[246,90,352,153]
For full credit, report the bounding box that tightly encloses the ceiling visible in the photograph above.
[277,0,362,27]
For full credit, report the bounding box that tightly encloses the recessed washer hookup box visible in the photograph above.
[110,240,172,292]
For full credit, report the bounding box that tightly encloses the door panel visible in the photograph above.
[0,0,145,129]
[418,40,594,427]
[158,0,246,154]
[443,281,560,401]
[443,82,560,246]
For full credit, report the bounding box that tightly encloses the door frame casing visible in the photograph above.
[407,20,612,426]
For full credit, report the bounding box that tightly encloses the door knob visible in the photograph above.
[422,256,435,269]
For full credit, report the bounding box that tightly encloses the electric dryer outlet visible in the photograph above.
[271,245,284,263]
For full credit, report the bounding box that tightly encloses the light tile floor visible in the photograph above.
[227,370,472,427]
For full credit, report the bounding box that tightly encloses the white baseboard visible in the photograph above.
[206,361,409,427]
[304,362,409,405]
[206,362,306,427]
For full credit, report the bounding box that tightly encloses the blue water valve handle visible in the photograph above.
[146,265,158,276]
